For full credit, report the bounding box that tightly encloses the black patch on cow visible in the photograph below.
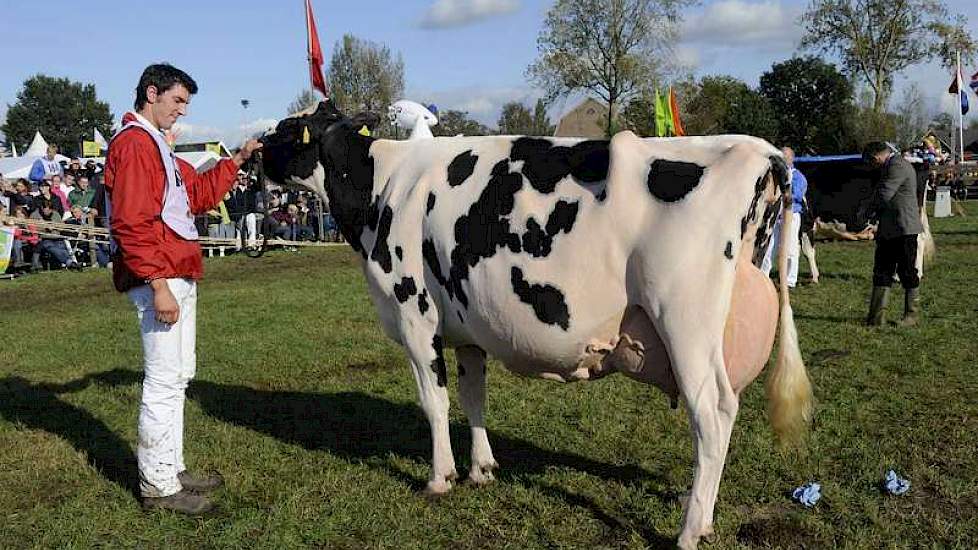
[431,335,447,387]
[724,241,734,260]
[418,289,429,315]
[510,266,570,330]
[769,155,791,194]
[426,192,436,215]
[522,200,580,258]
[446,159,524,307]
[366,195,381,232]
[395,246,403,261]
[458,363,466,377]
[447,150,478,187]
[596,189,607,202]
[370,206,394,273]
[457,311,464,324]
[521,218,547,257]
[423,239,450,291]
[510,138,609,194]
[393,276,417,303]
[740,216,749,238]
[647,159,705,203]
[752,199,782,266]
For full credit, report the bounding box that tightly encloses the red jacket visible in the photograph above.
[104,112,238,290]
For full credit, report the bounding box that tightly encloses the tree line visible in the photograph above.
[3,0,975,156]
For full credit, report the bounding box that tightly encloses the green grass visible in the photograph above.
[2,206,977,549]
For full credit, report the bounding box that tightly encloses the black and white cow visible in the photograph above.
[261,100,814,549]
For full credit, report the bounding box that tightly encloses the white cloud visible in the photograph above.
[407,85,541,126]
[682,0,802,49]
[419,0,521,29]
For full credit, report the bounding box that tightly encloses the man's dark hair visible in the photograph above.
[862,141,891,163]
[134,63,198,110]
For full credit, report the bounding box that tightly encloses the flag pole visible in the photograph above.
[957,50,965,164]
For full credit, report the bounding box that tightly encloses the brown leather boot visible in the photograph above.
[177,470,224,493]
[865,286,889,326]
[142,489,213,515]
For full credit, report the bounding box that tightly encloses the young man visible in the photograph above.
[862,141,924,326]
[104,63,261,515]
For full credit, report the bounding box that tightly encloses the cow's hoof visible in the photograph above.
[701,528,718,544]
[421,480,453,498]
[467,462,499,486]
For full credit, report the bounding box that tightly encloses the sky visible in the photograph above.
[1,0,976,147]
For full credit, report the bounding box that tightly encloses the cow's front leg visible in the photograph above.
[455,345,498,485]
[403,326,458,496]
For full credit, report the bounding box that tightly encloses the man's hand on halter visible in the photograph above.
[232,139,263,167]
[150,279,180,325]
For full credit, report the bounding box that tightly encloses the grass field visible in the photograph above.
[2,206,977,549]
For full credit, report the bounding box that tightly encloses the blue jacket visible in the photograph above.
[789,168,807,214]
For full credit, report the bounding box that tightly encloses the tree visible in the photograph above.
[892,84,931,149]
[759,56,856,154]
[1,75,113,157]
[532,99,555,136]
[431,110,489,137]
[327,34,405,136]
[288,89,319,115]
[497,102,534,135]
[526,0,691,138]
[682,76,779,141]
[801,0,976,115]
[619,93,656,137]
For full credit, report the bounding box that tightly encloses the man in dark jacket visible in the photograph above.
[863,142,925,326]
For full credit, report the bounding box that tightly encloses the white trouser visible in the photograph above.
[761,211,801,287]
[127,278,197,498]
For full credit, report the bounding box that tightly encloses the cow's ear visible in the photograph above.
[351,112,381,132]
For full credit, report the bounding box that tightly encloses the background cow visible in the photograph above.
[261,100,813,549]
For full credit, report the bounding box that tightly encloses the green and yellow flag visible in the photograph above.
[654,89,676,137]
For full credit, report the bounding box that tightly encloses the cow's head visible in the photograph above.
[261,99,380,202]
[261,99,381,252]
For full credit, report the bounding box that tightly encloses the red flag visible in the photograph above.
[305,0,328,97]
[669,88,685,137]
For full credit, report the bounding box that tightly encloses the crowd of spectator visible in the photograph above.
[2,144,339,277]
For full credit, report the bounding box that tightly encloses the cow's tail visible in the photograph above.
[920,206,936,267]
[764,157,814,447]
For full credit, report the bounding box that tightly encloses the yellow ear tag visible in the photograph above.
[302,126,311,144]
[358,125,371,137]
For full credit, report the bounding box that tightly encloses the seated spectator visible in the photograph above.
[6,206,39,273]
[64,204,107,267]
[9,179,35,215]
[49,174,72,212]
[69,176,96,212]
[0,177,12,213]
[36,180,64,218]
[271,203,314,242]
[64,158,85,181]
[30,199,81,271]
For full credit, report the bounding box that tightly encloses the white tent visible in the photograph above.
[24,131,50,157]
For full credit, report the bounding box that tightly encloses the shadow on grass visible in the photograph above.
[0,376,140,498]
[1,368,677,546]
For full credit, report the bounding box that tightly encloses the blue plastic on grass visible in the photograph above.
[885,470,910,495]
[792,482,821,507]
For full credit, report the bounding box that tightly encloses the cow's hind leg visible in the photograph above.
[403,327,458,495]
[456,345,498,485]
[651,295,739,549]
